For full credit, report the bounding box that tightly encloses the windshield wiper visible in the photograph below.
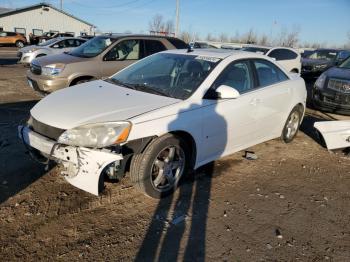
[105,78,137,90]
[132,84,171,97]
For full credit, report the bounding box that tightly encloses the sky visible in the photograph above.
[1,0,349,46]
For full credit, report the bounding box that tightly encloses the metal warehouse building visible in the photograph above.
[0,2,94,40]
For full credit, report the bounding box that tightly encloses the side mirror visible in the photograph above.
[216,85,240,99]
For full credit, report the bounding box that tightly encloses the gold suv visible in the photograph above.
[27,34,188,93]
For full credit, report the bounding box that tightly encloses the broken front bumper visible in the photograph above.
[18,125,123,195]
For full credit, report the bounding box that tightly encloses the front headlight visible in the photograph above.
[42,63,65,76]
[315,73,326,89]
[58,122,131,148]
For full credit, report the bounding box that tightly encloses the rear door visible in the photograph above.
[250,59,291,139]
[100,39,141,76]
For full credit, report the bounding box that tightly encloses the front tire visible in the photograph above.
[130,134,190,198]
[15,40,24,48]
[281,106,302,143]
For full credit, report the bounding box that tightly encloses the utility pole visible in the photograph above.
[60,0,63,10]
[175,0,179,37]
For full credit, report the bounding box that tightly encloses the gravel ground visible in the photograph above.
[0,57,349,261]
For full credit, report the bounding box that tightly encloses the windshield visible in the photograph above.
[307,50,338,61]
[109,53,221,100]
[69,36,115,58]
[339,56,350,69]
[38,38,60,46]
[242,47,269,54]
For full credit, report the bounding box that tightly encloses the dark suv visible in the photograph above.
[312,56,350,115]
[301,49,350,79]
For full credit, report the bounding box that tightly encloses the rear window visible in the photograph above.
[268,49,298,60]
[167,38,188,49]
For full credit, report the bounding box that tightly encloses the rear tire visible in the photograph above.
[15,40,24,48]
[130,134,190,198]
[281,106,302,143]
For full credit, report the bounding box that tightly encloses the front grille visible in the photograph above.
[303,65,313,71]
[328,78,350,93]
[30,62,42,75]
[29,117,65,140]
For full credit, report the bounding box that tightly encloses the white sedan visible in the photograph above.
[19,49,307,198]
[17,37,86,64]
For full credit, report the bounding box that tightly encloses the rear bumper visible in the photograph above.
[27,70,69,93]
[18,125,123,195]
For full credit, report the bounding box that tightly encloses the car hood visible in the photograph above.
[30,80,181,130]
[20,45,39,52]
[33,52,87,66]
[324,66,350,79]
[302,58,332,66]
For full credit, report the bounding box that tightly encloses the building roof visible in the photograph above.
[0,2,94,27]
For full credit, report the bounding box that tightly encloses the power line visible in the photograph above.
[175,0,179,37]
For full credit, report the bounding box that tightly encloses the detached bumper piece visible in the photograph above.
[314,121,350,150]
[19,125,123,195]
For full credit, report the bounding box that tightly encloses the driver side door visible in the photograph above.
[100,39,141,77]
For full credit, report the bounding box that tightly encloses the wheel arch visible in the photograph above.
[69,75,95,86]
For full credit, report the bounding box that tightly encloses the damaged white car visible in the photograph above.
[19,49,307,198]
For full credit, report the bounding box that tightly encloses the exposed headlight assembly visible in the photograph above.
[315,73,326,89]
[58,122,132,148]
[42,63,65,76]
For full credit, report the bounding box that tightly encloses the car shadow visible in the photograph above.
[135,100,227,261]
[0,100,49,204]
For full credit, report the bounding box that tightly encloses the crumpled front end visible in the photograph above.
[18,125,123,195]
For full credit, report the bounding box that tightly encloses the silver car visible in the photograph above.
[17,37,86,64]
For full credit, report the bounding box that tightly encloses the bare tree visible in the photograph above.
[219,33,228,43]
[149,14,164,32]
[258,34,269,46]
[205,33,216,42]
[284,25,300,47]
[179,31,191,43]
[164,20,174,35]
[242,28,257,44]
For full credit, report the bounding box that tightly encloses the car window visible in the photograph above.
[211,61,254,94]
[75,39,85,47]
[144,40,166,57]
[52,40,65,48]
[110,53,220,99]
[63,39,77,48]
[337,51,350,60]
[242,47,270,54]
[167,38,188,49]
[105,39,140,61]
[254,59,289,87]
[268,49,298,60]
[69,36,115,58]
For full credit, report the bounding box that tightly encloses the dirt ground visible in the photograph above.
[0,54,350,261]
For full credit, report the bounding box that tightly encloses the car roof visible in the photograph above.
[96,33,182,41]
[162,48,269,60]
